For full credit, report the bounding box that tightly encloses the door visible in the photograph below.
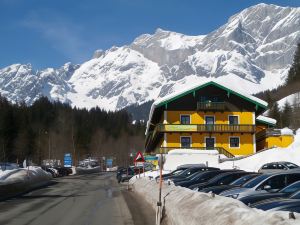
[205,137,215,149]
[205,116,215,131]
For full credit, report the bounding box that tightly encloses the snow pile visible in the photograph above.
[0,166,52,200]
[131,178,300,225]
[256,115,277,125]
[163,149,221,171]
[281,127,294,136]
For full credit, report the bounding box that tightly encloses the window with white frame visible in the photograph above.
[229,115,239,125]
[230,137,240,148]
[180,115,191,124]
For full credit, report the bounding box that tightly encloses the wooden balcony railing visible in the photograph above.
[154,124,256,133]
[197,102,225,111]
[256,129,282,141]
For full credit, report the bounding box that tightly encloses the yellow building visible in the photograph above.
[256,116,294,150]
[145,81,293,157]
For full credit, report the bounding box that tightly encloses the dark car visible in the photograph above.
[251,189,300,212]
[175,170,230,188]
[240,180,300,205]
[189,170,246,191]
[54,167,72,176]
[201,173,259,195]
[156,167,194,181]
[116,167,134,183]
[167,167,220,182]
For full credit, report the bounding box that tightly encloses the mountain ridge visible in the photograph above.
[1,3,300,110]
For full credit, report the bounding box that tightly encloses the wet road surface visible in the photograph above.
[0,173,154,225]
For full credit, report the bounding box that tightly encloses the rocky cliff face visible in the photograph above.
[1,3,300,110]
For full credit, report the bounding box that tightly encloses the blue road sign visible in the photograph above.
[106,159,113,168]
[64,153,72,168]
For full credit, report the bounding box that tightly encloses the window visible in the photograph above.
[205,137,215,149]
[257,175,287,191]
[181,137,191,148]
[230,137,240,148]
[229,116,239,125]
[180,115,190,124]
[205,116,215,124]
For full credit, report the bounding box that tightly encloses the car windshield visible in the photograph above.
[289,190,300,199]
[281,181,300,193]
[284,163,299,169]
[242,174,270,188]
[230,174,257,186]
[171,169,185,175]
[191,171,215,180]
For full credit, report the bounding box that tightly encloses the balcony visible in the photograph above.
[197,102,225,111]
[154,123,256,134]
[256,129,282,141]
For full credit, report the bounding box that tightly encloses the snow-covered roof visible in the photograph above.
[146,80,268,135]
[256,115,277,126]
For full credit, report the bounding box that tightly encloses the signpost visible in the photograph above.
[134,151,145,166]
[64,153,72,168]
[106,158,113,168]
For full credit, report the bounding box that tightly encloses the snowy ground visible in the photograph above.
[130,178,300,225]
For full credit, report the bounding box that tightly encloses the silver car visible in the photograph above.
[219,171,300,200]
[258,161,299,173]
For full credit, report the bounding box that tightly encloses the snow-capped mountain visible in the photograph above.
[1,3,300,110]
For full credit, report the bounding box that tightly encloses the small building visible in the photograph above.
[256,116,294,150]
[145,81,293,157]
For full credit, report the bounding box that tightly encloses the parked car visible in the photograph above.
[167,167,220,182]
[189,170,248,191]
[201,173,259,195]
[116,167,135,183]
[55,167,72,176]
[240,180,300,205]
[251,189,300,213]
[174,170,231,188]
[156,168,188,181]
[41,166,59,177]
[156,165,213,181]
[219,171,300,200]
[258,161,299,173]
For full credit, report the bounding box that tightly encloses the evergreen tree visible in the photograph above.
[286,43,300,85]
[281,101,293,128]
[268,102,282,128]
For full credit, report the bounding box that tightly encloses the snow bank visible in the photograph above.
[164,149,221,171]
[131,178,300,225]
[0,166,52,200]
[281,127,294,135]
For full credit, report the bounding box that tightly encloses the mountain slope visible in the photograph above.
[1,3,300,110]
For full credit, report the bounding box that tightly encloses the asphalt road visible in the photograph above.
[0,173,154,225]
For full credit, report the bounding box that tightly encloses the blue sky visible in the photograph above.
[0,0,299,69]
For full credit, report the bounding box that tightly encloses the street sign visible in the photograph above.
[106,158,113,168]
[134,151,145,166]
[64,153,72,168]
